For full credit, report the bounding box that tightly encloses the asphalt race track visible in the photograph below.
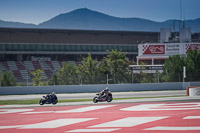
[1,101,200,133]
[0,90,186,101]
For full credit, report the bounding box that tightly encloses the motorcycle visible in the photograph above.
[93,92,113,103]
[39,94,58,105]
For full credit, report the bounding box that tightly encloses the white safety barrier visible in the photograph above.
[189,87,200,96]
[0,82,200,95]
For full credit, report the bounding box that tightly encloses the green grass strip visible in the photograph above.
[0,95,186,105]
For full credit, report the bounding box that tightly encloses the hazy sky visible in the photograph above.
[0,0,199,24]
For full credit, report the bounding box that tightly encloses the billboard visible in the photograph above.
[139,43,200,56]
[165,44,181,55]
[143,45,165,54]
[186,44,200,53]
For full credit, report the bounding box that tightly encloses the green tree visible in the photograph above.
[48,73,58,85]
[30,69,44,86]
[154,71,161,83]
[77,54,100,84]
[0,71,16,87]
[185,50,200,81]
[56,62,78,85]
[101,50,128,84]
[162,50,200,82]
[134,63,154,83]
[162,55,185,82]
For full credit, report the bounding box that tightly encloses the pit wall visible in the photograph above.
[0,82,200,95]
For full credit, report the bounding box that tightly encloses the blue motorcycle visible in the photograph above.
[39,94,58,105]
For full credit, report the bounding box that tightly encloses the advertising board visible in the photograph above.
[140,43,200,56]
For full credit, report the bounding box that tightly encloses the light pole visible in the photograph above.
[26,68,29,86]
[53,70,56,86]
[183,66,186,82]
[107,74,108,85]
[132,72,133,84]
[0,71,1,87]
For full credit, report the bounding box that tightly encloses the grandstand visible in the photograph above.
[0,27,160,83]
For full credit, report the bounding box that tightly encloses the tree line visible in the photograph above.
[0,50,200,87]
[162,50,200,82]
[48,50,131,85]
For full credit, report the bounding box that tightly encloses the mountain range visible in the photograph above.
[1,8,200,32]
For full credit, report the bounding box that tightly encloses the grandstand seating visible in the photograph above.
[24,61,34,70]
[32,61,41,70]
[7,61,18,70]
[1,61,9,70]
[20,70,30,80]
[12,70,22,79]
[44,70,53,79]
[45,61,54,70]
[52,61,61,70]
[16,61,25,70]
[0,62,6,70]
[0,61,63,82]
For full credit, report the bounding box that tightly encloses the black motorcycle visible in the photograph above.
[93,92,113,103]
[39,94,58,105]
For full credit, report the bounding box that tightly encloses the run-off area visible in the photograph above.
[0,102,200,133]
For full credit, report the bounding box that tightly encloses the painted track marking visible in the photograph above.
[21,105,116,114]
[67,128,120,132]
[90,117,168,127]
[184,116,200,119]
[1,102,200,132]
[0,118,96,129]
[0,109,33,114]
[120,102,200,111]
[56,105,116,113]
[145,126,200,130]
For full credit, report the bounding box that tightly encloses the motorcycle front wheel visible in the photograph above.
[93,97,98,103]
[107,96,113,102]
[52,99,58,105]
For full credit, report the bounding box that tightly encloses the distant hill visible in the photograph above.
[0,20,36,28]
[1,8,200,32]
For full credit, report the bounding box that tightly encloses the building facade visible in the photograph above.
[0,27,159,82]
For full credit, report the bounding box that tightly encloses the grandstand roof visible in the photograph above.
[0,27,159,44]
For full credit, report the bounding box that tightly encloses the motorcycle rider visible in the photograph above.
[51,92,57,100]
[46,92,56,103]
[100,87,110,98]
[46,93,51,102]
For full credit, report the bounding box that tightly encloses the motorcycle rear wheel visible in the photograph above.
[39,99,45,105]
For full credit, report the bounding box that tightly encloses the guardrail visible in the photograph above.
[0,82,200,95]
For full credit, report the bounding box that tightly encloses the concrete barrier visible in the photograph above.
[186,86,199,96]
[0,82,200,95]
[189,87,200,96]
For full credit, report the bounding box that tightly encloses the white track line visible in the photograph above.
[56,105,116,113]
[21,105,116,114]
[120,102,200,111]
[183,116,200,119]
[67,128,120,132]
[0,109,33,114]
[90,117,168,127]
[145,126,200,130]
[20,118,96,129]
[21,111,54,114]
[0,118,96,129]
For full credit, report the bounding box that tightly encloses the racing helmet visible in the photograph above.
[105,87,109,91]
